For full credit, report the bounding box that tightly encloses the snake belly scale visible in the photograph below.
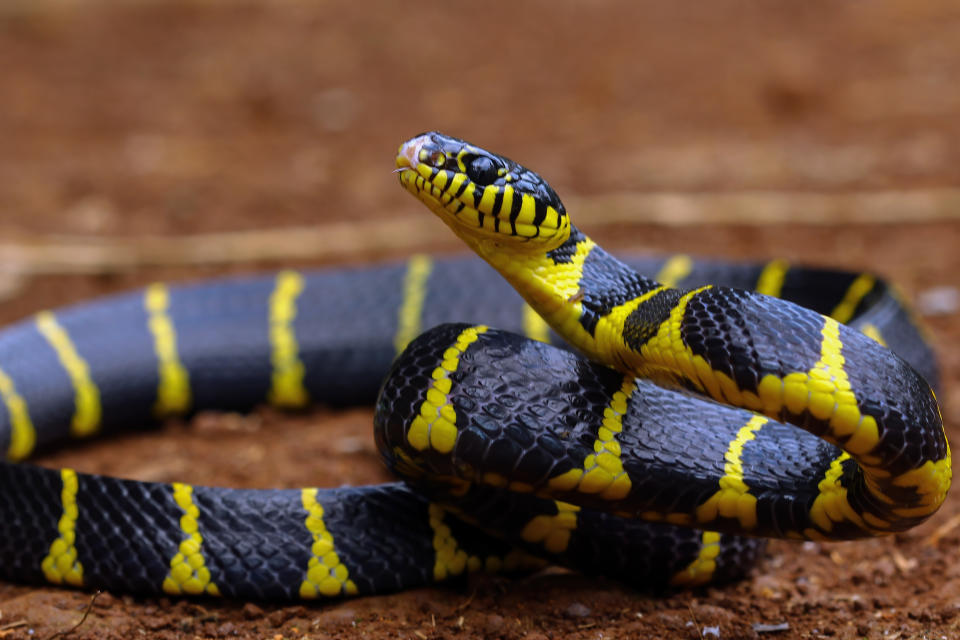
[0,132,948,600]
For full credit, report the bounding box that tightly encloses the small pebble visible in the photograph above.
[242,603,265,620]
[93,593,115,608]
[267,609,293,627]
[315,608,356,629]
[753,621,791,633]
[917,286,959,316]
[484,614,504,634]
[564,602,591,618]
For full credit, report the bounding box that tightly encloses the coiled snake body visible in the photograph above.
[0,133,949,600]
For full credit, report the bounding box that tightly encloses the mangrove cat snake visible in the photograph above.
[0,132,948,600]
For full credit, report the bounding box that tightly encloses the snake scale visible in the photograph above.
[0,132,948,600]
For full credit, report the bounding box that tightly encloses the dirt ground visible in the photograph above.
[1,2,960,639]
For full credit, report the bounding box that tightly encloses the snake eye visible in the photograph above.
[465,155,500,186]
[424,150,446,167]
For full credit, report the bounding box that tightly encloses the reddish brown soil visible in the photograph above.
[1,2,959,639]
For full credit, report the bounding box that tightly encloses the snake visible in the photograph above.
[0,132,949,601]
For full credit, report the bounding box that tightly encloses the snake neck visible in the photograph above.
[467,225,667,366]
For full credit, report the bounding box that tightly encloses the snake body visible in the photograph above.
[0,133,948,600]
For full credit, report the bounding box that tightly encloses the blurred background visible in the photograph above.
[2,0,957,331]
[1,1,958,262]
[1,1,959,636]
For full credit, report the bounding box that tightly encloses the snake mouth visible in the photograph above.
[396,132,569,247]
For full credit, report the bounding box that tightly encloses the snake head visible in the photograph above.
[396,132,570,251]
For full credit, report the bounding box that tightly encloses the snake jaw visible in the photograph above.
[397,132,571,252]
